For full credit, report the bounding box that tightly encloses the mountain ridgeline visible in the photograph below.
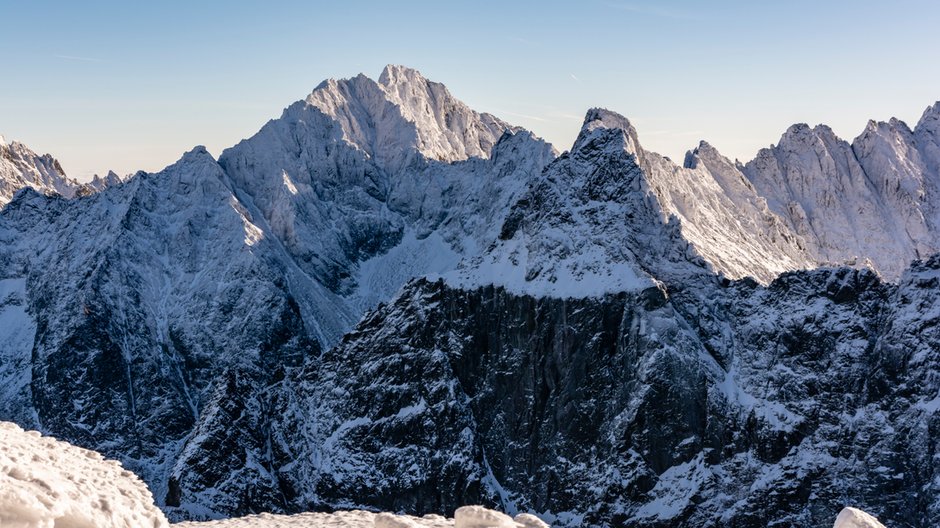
[2,66,940,527]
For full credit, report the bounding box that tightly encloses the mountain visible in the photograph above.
[451,108,812,292]
[2,66,940,527]
[0,135,78,204]
[174,111,940,527]
[217,64,554,344]
[76,170,125,196]
[743,103,940,280]
[0,66,555,519]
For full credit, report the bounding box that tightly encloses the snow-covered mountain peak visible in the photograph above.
[772,123,845,152]
[77,170,126,196]
[852,118,921,169]
[581,107,637,131]
[918,102,940,130]
[377,63,427,88]
[376,64,513,163]
[298,66,513,171]
[178,145,214,164]
[682,140,726,169]
[573,108,641,155]
[0,136,78,205]
[489,129,558,165]
[810,123,840,140]
[100,170,125,187]
[776,122,820,145]
[856,117,915,142]
[155,146,227,189]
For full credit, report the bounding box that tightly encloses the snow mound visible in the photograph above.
[175,510,451,527]
[174,507,542,527]
[0,421,169,528]
[834,507,886,528]
[511,513,550,528]
[454,506,518,528]
[374,512,425,528]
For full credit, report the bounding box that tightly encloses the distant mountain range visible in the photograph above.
[2,65,939,527]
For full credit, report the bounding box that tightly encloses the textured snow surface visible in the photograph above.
[0,421,169,528]
[176,511,451,528]
[175,507,546,528]
[833,507,886,528]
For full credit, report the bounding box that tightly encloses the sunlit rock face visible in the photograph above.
[743,104,940,280]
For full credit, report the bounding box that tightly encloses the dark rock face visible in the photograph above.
[212,261,939,528]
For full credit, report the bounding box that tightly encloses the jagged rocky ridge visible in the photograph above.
[2,66,940,527]
[744,107,940,280]
[0,134,78,204]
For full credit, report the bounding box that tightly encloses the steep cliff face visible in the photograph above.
[266,278,714,525]
[229,259,938,528]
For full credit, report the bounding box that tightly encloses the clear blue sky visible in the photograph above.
[2,0,939,180]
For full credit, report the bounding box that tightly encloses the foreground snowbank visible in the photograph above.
[175,506,549,528]
[0,421,169,528]
[833,507,886,528]
[0,421,885,528]
[0,421,548,528]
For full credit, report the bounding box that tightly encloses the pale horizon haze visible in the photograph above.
[2,0,939,180]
